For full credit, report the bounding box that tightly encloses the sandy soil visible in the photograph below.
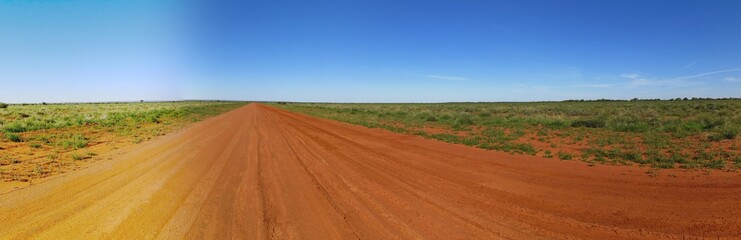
[1,103,739,239]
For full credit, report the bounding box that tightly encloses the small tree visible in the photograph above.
[0,102,8,109]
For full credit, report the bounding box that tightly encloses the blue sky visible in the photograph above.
[1,0,740,103]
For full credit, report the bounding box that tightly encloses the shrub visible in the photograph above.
[61,134,88,149]
[708,128,737,141]
[516,143,537,155]
[3,122,27,133]
[71,153,87,161]
[703,159,725,169]
[431,133,459,143]
[544,150,553,158]
[558,152,573,160]
[699,117,724,130]
[462,136,482,146]
[611,121,650,133]
[721,128,738,139]
[453,113,474,127]
[623,151,646,164]
[652,162,674,169]
[0,102,8,109]
[571,119,606,128]
[544,120,570,129]
[5,132,22,142]
[72,151,96,161]
[681,161,700,169]
[416,112,438,122]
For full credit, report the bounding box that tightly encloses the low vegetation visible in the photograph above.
[0,101,246,184]
[272,99,740,170]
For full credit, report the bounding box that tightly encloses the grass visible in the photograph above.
[70,153,88,161]
[5,132,21,142]
[0,101,245,135]
[558,152,574,160]
[0,101,247,182]
[60,134,88,149]
[271,99,740,170]
[543,150,553,158]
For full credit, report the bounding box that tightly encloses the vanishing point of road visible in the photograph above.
[1,104,739,239]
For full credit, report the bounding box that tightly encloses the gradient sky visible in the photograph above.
[1,0,740,103]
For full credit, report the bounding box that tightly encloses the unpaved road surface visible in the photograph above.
[1,103,739,239]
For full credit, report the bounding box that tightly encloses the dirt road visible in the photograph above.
[1,103,739,239]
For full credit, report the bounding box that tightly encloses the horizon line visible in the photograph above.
[4,97,741,105]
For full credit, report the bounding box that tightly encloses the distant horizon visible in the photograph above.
[4,96,740,105]
[2,1,740,102]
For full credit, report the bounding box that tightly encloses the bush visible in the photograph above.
[611,121,650,133]
[571,119,606,128]
[3,122,27,133]
[453,113,473,129]
[544,150,553,158]
[5,132,22,142]
[623,151,646,164]
[0,102,8,109]
[703,159,725,169]
[71,153,90,161]
[514,143,537,155]
[416,112,438,122]
[708,128,737,141]
[652,162,675,169]
[61,134,88,149]
[558,152,573,160]
[453,114,474,128]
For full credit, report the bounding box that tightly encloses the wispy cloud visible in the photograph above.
[620,73,640,79]
[574,67,741,89]
[684,60,699,69]
[575,73,681,88]
[415,74,469,82]
[673,67,741,80]
[573,83,622,88]
[615,73,659,87]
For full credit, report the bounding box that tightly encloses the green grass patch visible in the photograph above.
[271,100,741,170]
[558,152,573,160]
[5,132,22,142]
[60,134,88,149]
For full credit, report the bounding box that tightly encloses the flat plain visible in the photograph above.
[0,103,739,239]
[274,99,740,172]
[0,101,245,192]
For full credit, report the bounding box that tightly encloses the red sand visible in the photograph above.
[1,103,739,239]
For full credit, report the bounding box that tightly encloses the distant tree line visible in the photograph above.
[562,97,740,102]
[0,100,246,107]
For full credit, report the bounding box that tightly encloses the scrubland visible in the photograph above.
[0,101,245,188]
[274,99,740,170]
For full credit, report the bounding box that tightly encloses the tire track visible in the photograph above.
[0,103,738,240]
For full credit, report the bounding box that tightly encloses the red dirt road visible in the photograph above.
[1,103,739,239]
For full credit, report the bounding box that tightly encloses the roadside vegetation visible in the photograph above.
[0,101,245,185]
[272,99,740,171]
